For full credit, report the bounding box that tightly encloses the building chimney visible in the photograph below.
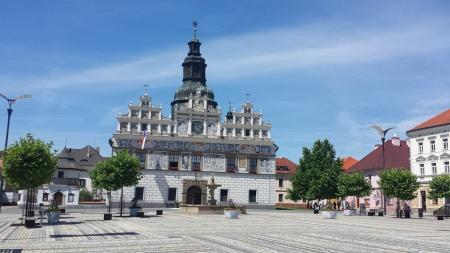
[96,146,100,153]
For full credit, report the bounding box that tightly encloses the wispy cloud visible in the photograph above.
[4,16,450,95]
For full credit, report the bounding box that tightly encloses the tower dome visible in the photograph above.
[171,22,217,108]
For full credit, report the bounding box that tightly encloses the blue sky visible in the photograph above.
[1,0,450,162]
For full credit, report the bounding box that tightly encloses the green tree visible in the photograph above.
[288,139,343,203]
[90,150,141,216]
[3,134,57,219]
[428,174,450,201]
[379,168,420,217]
[79,189,93,202]
[337,172,371,200]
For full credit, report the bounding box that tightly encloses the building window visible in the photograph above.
[245,129,251,137]
[191,155,201,171]
[42,193,49,202]
[79,179,86,187]
[444,138,449,150]
[279,178,284,187]
[226,157,236,173]
[431,140,436,152]
[249,158,257,174]
[57,171,64,178]
[278,194,283,202]
[220,189,228,202]
[135,187,144,201]
[141,124,147,131]
[432,163,437,175]
[418,142,423,153]
[169,154,179,170]
[168,188,177,201]
[136,153,145,169]
[433,199,439,205]
[151,124,158,133]
[249,190,257,203]
[445,162,450,174]
[18,194,21,201]
[420,164,425,176]
[68,193,74,203]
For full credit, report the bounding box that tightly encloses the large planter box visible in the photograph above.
[129,207,142,217]
[47,211,61,225]
[343,209,355,216]
[224,209,240,219]
[320,210,338,219]
[104,213,112,220]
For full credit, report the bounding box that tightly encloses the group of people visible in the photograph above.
[310,200,355,211]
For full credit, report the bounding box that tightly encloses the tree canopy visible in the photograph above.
[379,168,419,201]
[337,172,371,198]
[288,139,342,201]
[3,134,57,189]
[90,150,142,191]
[428,174,450,200]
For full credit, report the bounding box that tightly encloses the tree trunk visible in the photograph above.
[397,198,401,218]
[119,187,123,217]
[107,190,111,214]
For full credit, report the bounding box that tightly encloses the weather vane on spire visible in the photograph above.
[245,93,251,102]
[193,21,198,41]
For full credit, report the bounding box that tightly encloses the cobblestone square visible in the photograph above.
[0,208,449,252]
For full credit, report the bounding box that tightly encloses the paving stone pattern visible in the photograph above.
[0,210,449,252]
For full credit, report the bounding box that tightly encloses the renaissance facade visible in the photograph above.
[109,27,277,208]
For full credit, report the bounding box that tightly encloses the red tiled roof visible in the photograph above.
[342,156,358,171]
[407,109,450,133]
[276,157,297,174]
[347,139,410,173]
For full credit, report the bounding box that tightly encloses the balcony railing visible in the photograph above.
[51,177,82,186]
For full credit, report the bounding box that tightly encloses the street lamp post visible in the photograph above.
[371,125,395,216]
[0,93,32,212]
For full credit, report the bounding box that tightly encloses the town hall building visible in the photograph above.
[109,25,278,208]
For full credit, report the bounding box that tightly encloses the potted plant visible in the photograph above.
[320,203,338,219]
[129,197,142,217]
[224,199,239,219]
[47,200,61,225]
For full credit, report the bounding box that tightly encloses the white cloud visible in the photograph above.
[4,17,449,96]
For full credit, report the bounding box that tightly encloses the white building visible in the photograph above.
[18,146,105,206]
[406,109,450,211]
[109,26,278,208]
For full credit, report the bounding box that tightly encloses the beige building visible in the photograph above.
[406,109,450,212]
[274,157,306,208]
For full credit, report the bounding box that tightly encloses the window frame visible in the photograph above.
[432,163,437,175]
[418,142,423,153]
[42,192,49,202]
[431,140,436,152]
[169,154,179,171]
[278,178,284,187]
[420,164,425,176]
[168,188,177,202]
[249,190,257,203]
[191,155,202,171]
[278,194,283,202]
[134,187,144,201]
[220,189,228,203]
[226,157,237,173]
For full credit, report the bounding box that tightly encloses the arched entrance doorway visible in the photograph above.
[54,192,64,206]
[186,186,202,205]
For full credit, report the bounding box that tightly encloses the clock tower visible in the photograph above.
[171,22,220,137]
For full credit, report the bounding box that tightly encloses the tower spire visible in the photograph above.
[193,21,198,41]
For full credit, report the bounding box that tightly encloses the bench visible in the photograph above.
[156,210,163,215]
